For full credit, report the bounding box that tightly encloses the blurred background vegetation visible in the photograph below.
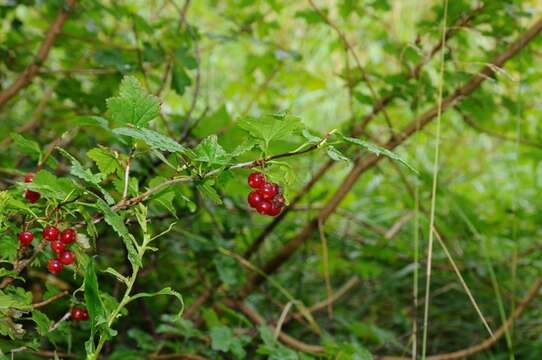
[1,0,542,358]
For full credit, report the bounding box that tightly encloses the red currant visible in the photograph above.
[256,200,272,215]
[24,173,34,183]
[18,231,34,246]
[60,228,76,244]
[58,250,75,265]
[259,182,278,200]
[50,240,65,254]
[248,172,266,189]
[43,226,60,241]
[47,258,63,274]
[268,203,282,216]
[248,191,263,208]
[24,190,40,203]
[71,307,88,321]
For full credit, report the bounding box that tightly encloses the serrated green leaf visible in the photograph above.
[73,115,109,129]
[238,114,304,150]
[113,127,187,153]
[57,148,114,204]
[96,200,141,268]
[10,133,41,160]
[87,147,121,176]
[194,135,230,166]
[32,310,53,336]
[197,182,222,205]
[106,76,160,127]
[27,170,77,201]
[338,134,418,173]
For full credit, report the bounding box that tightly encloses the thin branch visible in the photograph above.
[32,291,69,309]
[0,0,77,109]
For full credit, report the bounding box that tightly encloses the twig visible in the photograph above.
[32,290,69,309]
[0,0,77,109]
[49,311,71,332]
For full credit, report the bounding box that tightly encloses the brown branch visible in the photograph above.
[227,300,325,354]
[0,0,77,110]
[379,277,542,360]
[238,17,542,299]
[242,2,486,261]
[32,290,69,309]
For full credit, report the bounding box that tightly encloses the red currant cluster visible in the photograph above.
[19,173,77,274]
[247,172,285,216]
[71,306,89,321]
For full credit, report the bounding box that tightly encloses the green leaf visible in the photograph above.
[210,325,246,358]
[171,64,192,96]
[113,127,187,154]
[96,199,141,268]
[31,310,53,336]
[326,146,350,162]
[194,135,230,166]
[57,148,114,204]
[10,133,41,160]
[84,258,106,349]
[73,115,109,130]
[338,134,418,173]
[197,182,222,205]
[106,76,160,127]
[87,147,121,176]
[129,287,184,317]
[238,114,304,150]
[0,288,32,311]
[27,170,77,201]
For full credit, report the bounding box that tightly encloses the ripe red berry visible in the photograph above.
[71,307,88,321]
[24,190,40,203]
[259,182,278,200]
[248,172,266,189]
[248,191,264,208]
[60,228,76,244]
[42,226,59,241]
[58,250,75,265]
[268,203,282,216]
[47,258,63,274]
[50,240,65,254]
[18,231,34,246]
[24,173,34,183]
[256,200,272,215]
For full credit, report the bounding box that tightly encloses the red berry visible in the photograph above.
[81,308,89,320]
[50,240,65,254]
[24,190,40,203]
[18,231,34,246]
[259,182,278,200]
[256,200,272,215]
[268,203,282,216]
[273,194,286,208]
[47,258,63,274]
[71,307,86,321]
[58,250,75,265]
[60,228,76,244]
[248,172,266,189]
[42,226,59,241]
[24,173,34,183]
[248,191,264,208]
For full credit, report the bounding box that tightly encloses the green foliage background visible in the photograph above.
[1,0,542,359]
